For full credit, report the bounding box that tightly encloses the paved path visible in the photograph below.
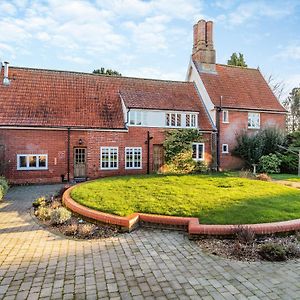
[0,185,300,300]
[272,179,300,189]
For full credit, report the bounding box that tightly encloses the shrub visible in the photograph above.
[233,128,285,167]
[256,173,271,181]
[239,170,255,179]
[33,196,47,208]
[51,200,62,209]
[164,129,203,163]
[285,243,300,258]
[36,206,52,221]
[77,224,96,238]
[0,177,9,201]
[164,150,196,174]
[64,221,78,236]
[259,243,287,261]
[279,153,298,174]
[50,207,71,225]
[234,225,255,245]
[259,154,282,174]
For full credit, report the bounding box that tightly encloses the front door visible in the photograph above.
[153,144,164,172]
[74,148,86,178]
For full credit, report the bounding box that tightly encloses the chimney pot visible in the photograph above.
[3,61,10,86]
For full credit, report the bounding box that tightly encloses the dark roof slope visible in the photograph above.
[194,62,286,112]
[0,67,213,130]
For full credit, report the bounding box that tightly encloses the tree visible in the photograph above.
[283,87,300,132]
[265,74,286,102]
[93,68,122,76]
[227,52,248,67]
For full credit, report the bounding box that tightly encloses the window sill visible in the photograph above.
[100,168,119,171]
[248,127,260,130]
[17,168,48,171]
[125,167,143,170]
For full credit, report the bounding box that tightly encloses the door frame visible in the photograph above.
[73,147,87,178]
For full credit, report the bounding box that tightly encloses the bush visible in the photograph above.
[256,173,271,181]
[259,154,281,174]
[64,221,78,236]
[33,196,47,208]
[50,207,71,225]
[77,224,96,238]
[233,128,285,167]
[36,206,52,221]
[259,243,287,261]
[0,176,9,201]
[51,200,62,209]
[234,225,255,245]
[239,170,255,179]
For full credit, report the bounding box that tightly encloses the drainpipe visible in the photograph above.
[146,131,153,174]
[216,96,223,171]
[67,127,71,182]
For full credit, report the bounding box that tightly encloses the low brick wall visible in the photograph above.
[63,185,300,238]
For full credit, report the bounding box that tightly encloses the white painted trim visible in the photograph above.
[192,143,205,161]
[218,108,287,114]
[125,147,143,170]
[100,147,119,170]
[17,154,48,170]
[248,112,261,129]
[222,144,229,154]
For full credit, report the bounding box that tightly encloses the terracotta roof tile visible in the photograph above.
[195,62,286,112]
[0,67,214,131]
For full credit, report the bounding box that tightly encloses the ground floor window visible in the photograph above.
[222,144,229,153]
[17,154,48,170]
[192,143,204,161]
[100,147,118,170]
[125,147,142,169]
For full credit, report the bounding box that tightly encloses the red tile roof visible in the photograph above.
[195,62,286,112]
[0,67,214,131]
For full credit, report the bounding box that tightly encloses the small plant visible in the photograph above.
[259,242,287,261]
[51,200,62,209]
[77,224,96,238]
[33,196,47,208]
[259,154,282,174]
[64,221,78,236]
[234,225,255,245]
[36,206,52,221]
[256,173,271,181]
[285,243,300,258]
[0,177,9,201]
[50,207,71,225]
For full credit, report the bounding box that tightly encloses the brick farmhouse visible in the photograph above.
[0,20,286,184]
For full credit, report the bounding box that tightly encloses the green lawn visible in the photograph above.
[70,174,300,225]
[271,174,300,182]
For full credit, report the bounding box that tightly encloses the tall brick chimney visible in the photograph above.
[192,20,216,72]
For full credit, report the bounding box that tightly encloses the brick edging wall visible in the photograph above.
[63,184,300,237]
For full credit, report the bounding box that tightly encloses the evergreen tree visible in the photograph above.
[93,68,122,76]
[283,87,300,132]
[227,52,248,67]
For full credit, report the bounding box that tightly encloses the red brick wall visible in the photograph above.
[219,111,286,170]
[0,128,213,184]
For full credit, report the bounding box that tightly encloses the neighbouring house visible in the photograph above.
[186,20,286,169]
[0,20,286,184]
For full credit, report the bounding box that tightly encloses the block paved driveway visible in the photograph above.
[0,185,300,300]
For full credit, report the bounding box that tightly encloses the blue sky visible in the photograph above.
[0,0,299,99]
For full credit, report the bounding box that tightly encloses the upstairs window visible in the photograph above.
[17,154,48,170]
[186,114,197,128]
[125,147,142,169]
[248,112,260,129]
[192,143,204,161]
[100,147,118,170]
[129,111,142,126]
[222,144,229,153]
[166,113,182,127]
[222,110,229,123]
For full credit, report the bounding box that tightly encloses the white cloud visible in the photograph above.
[0,1,17,15]
[59,55,91,65]
[275,45,300,60]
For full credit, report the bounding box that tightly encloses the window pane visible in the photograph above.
[129,112,135,125]
[165,113,170,126]
[171,114,176,126]
[177,114,181,126]
[186,114,190,127]
[39,155,47,167]
[29,156,37,167]
[136,111,142,125]
[191,114,196,127]
[19,156,27,168]
[192,144,197,159]
[198,144,203,159]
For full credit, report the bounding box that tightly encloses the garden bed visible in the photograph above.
[70,174,300,225]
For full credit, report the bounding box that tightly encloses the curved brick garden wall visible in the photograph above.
[63,184,300,238]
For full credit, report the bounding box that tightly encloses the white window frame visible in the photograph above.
[125,147,142,170]
[166,112,182,127]
[100,147,119,170]
[222,110,229,123]
[192,143,205,161]
[129,111,143,126]
[248,112,260,129]
[17,154,48,170]
[185,113,197,128]
[222,144,229,153]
